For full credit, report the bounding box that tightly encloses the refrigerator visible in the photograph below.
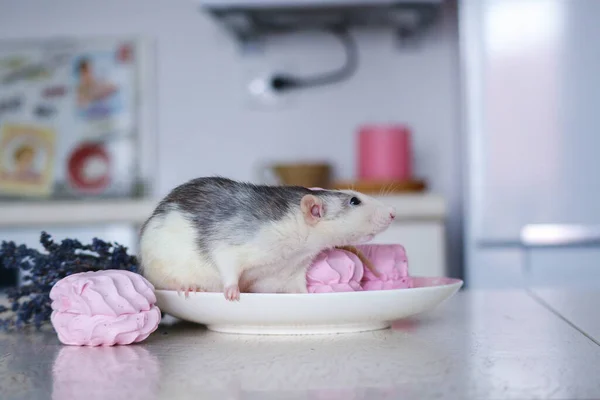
[460,0,600,288]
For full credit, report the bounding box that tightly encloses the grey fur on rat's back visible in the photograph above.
[144,176,350,256]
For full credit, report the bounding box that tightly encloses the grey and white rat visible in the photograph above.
[139,177,396,301]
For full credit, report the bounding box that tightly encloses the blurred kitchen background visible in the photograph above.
[1,0,598,290]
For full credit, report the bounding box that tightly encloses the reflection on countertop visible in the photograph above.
[52,345,160,400]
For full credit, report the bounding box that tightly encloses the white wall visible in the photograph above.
[0,0,462,276]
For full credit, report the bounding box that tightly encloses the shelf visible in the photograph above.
[199,0,442,44]
[0,199,157,228]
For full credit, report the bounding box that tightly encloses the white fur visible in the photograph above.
[139,191,396,296]
[139,208,222,292]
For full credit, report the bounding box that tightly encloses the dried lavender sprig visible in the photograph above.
[0,231,139,331]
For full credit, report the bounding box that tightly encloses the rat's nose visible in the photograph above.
[389,208,396,220]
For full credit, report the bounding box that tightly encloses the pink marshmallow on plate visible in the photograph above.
[356,244,413,290]
[306,249,364,293]
[50,270,161,346]
[306,244,413,293]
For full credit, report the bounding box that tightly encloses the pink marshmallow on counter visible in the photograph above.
[50,270,161,346]
[50,270,157,316]
[306,249,364,293]
[51,308,161,347]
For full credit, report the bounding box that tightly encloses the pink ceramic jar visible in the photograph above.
[358,124,412,181]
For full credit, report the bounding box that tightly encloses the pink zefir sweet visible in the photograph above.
[306,249,364,293]
[306,244,412,292]
[50,270,161,346]
[356,244,412,290]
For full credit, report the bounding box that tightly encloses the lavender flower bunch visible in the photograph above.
[0,232,139,331]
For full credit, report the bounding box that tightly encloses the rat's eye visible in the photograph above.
[349,196,361,206]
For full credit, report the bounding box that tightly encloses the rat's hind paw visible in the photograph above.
[224,285,240,302]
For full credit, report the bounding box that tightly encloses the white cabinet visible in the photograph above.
[371,194,447,278]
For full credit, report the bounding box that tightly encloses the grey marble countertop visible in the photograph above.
[531,287,600,345]
[2,289,600,400]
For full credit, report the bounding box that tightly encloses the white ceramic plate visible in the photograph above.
[155,277,463,335]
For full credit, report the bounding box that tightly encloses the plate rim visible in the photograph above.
[155,276,464,299]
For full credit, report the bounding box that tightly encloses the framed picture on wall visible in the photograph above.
[0,123,55,197]
[0,36,156,200]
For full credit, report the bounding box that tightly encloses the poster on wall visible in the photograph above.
[0,37,151,199]
[0,123,55,196]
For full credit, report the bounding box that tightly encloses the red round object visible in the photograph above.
[67,143,110,193]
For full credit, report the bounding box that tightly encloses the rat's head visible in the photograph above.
[300,189,396,247]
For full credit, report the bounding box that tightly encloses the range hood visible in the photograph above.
[197,0,443,43]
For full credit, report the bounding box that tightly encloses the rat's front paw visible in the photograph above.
[224,285,240,301]
[176,284,202,298]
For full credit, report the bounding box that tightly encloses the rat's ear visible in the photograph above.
[301,194,323,225]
